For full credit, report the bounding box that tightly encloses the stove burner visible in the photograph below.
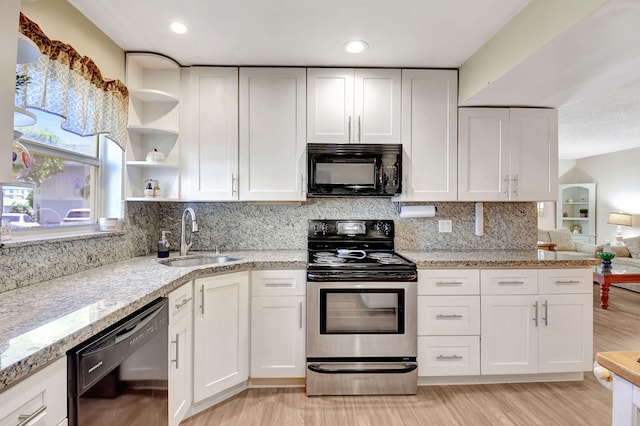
[337,249,366,259]
[314,252,335,257]
[368,252,392,259]
[377,257,403,264]
[314,256,346,264]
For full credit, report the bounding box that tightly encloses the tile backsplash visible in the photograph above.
[0,199,537,291]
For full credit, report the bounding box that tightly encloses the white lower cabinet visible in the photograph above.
[250,270,306,379]
[193,272,249,402]
[480,269,593,375]
[0,358,67,426]
[168,283,193,426]
[417,269,480,377]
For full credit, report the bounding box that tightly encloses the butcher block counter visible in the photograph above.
[0,249,598,392]
[596,351,640,425]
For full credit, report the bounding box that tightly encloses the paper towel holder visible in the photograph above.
[398,204,437,218]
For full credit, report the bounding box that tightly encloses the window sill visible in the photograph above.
[0,229,126,249]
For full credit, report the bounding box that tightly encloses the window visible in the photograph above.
[5,109,123,236]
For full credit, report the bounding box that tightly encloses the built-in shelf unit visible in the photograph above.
[557,183,597,244]
[125,52,180,201]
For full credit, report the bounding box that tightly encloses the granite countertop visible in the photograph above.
[596,351,640,387]
[0,249,598,392]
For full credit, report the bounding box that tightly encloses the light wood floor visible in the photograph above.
[182,284,640,426]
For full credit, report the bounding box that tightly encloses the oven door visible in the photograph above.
[306,281,417,359]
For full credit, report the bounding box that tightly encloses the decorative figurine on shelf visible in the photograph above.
[598,241,616,270]
[144,179,154,197]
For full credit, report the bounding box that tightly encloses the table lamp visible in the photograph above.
[607,212,632,245]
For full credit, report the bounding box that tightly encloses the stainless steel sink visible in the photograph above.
[160,255,240,267]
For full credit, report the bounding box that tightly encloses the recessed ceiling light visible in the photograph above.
[343,40,368,54]
[170,22,188,34]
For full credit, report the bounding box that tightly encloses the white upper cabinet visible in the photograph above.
[458,107,558,201]
[181,67,239,201]
[239,68,306,201]
[394,69,458,201]
[307,68,401,143]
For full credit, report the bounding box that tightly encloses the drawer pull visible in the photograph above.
[264,281,293,287]
[554,280,581,284]
[437,355,463,360]
[175,297,192,310]
[498,280,525,285]
[435,281,463,286]
[17,405,47,426]
[436,314,463,319]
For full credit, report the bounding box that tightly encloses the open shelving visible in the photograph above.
[556,183,597,243]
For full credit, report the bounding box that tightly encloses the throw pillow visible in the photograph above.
[623,236,640,258]
[548,228,576,251]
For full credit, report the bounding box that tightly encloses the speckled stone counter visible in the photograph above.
[0,249,597,392]
[399,249,600,268]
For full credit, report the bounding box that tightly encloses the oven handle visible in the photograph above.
[307,363,417,375]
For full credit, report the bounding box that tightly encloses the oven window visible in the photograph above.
[320,289,404,334]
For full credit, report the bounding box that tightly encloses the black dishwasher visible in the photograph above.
[68,297,168,426]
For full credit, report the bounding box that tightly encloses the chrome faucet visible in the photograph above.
[180,207,198,256]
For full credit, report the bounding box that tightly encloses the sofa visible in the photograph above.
[538,228,640,268]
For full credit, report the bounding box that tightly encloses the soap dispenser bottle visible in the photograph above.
[158,231,171,258]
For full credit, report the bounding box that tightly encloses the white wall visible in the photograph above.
[559,149,640,244]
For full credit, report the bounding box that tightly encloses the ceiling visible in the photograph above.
[67,0,640,160]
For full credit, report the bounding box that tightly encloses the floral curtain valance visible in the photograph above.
[15,13,129,150]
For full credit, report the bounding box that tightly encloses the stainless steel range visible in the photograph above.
[306,219,418,396]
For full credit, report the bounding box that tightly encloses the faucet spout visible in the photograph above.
[180,207,198,256]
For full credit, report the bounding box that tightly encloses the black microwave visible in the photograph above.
[307,143,402,196]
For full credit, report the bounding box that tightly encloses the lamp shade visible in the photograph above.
[607,212,632,226]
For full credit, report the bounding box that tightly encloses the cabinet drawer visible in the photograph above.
[417,295,479,335]
[538,268,592,294]
[251,270,306,296]
[418,336,480,376]
[481,269,538,295]
[0,358,67,426]
[418,269,480,295]
[169,282,193,323]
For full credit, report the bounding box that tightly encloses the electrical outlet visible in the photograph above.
[438,220,452,233]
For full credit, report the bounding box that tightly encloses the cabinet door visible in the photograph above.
[458,108,510,201]
[193,272,249,402]
[169,308,192,426]
[481,295,538,375]
[396,69,457,201]
[251,296,306,378]
[182,67,238,200]
[418,336,480,377]
[509,108,558,201]
[354,69,401,143]
[307,68,354,143]
[538,294,593,373]
[239,68,306,201]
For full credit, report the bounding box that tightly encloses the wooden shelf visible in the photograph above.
[127,125,179,137]
[126,161,178,170]
[13,107,36,126]
[17,33,39,64]
[130,88,179,103]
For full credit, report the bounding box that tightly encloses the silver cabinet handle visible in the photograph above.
[348,116,352,142]
[232,173,238,196]
[200,284,205,315]
[171,333,180,369]
[503,175,510,196]
[435,281,463,286]
[437,355,463,360]
[301,174,305,196]
[543,300,548,326]
[299,301,303,329]
[498,280,525,285]
[175,297,192,310]
[512,174,518,196]
[555,280,581,284]
[17,405,47,426]
[533,301,538,327]
[357,116,361,142]
[436,314,463,319]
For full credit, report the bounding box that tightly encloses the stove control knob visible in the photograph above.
[374,222,383,233]
[383,223,391,235]
[320,222,328,235]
